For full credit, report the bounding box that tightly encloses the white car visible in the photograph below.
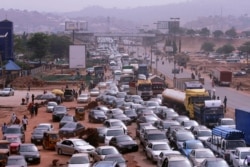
[90,88,100,97]
[188,148,215,167]
[145,141,171,163]
[0,87,14,96]
[77,93,91,103]
[230,147,250,167]
[67,153,91,167]
[98,82,107,89]
[157,150,181,167]
[46,101,58,113]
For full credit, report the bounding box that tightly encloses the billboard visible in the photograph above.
[69,45,86,69]
[65,21,88,31]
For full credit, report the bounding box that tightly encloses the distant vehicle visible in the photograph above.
[0,88,14,96]
[59,122,85,138]
[4,125,25,143]
[46,101,58,113]
[90,88,100,97]
[77,93,91,103]
[86,67,94,74]
[52,105,68,122]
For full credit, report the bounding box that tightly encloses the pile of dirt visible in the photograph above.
[11,76,45,88]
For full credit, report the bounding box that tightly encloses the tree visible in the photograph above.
[27,33,49,64]
[238,41,250,64]
[213,30,224,38]
[216,44,235,54]
[186,29,196,36]
[201,42,215,52]
[199,27,210,37]
[225,27,237,38]
[48,35,72,60]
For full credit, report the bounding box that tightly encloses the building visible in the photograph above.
[0,19,14,61]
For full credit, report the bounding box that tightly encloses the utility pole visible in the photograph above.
[170,17,180,87]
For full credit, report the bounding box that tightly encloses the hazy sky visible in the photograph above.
[1,0,188,12]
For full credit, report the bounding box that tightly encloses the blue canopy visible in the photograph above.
[1,60,21,71]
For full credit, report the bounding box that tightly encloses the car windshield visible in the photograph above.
[226,141,246,150]
[19,145,38,152]
[110,121,123,127]
[104,156,125,163]
[124,110,136,115]
[176,133,195,142]
[101,148,118,155]
[48,102,57,106]
[69,156,89,164]
[240,151,250,159]
[183,121,198,127]
[5,128,21,134]
[197,130,212,137]
[61,116,73,121]
[221,120,235,125]
[195,150,214,158]
[153,144,170,150]
[147,134,166,140]
[62,123,76,128]
[106,129,124,136]
[7,158,26,166]
[54,106,66,112]
[79,94,89,97]
[116,136,132,142]
[168,160,192,167]
[33,129,45,135]
[186,142,203,149]
[74,140,88,146]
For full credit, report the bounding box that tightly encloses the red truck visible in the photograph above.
[212,68,232,86]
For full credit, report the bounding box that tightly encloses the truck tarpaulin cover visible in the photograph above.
[212,126,245,140]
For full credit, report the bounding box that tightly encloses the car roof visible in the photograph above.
[149,141,169,145]
[236,147,250,151]
[165,154,188,161]
[72,153,89,157]
[97,145,116,149]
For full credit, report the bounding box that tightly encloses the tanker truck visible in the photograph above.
[162,88,223,123]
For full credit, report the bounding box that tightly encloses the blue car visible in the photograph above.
[179,139,204,157]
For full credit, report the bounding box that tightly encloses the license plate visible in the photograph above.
[37,140,40,142]
[128,146,132,149]
[28,158,33,161]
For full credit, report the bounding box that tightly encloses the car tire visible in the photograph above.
[57,148,62,155]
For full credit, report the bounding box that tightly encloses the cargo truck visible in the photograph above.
[174,78,203,91]
[235,108,250,146]
[162,88,211,118]
[194,100,224,128]
[129,79,153,100]
[205,126,246,163]
[212,68,232,86]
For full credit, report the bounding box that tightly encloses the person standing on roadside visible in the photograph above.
[31,94,35,103]
[1,123,7,135]
[26,92,30,104]
[22,115,28,131]
[223,96,227,113]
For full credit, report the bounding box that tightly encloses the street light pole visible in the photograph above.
[170,17,180,87]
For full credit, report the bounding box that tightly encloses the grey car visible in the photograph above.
[52,105,68,122]
[56,138,95,155]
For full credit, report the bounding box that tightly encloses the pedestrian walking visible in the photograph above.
[11,113,16,124]
[31,94,35,103]
[26,92,30,104]
[1,123,7,135]
[34,103,39,116]
[22,115,28,131]
[223,96,227,113]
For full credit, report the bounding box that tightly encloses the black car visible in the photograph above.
[52,105,68,122]
[31,128,47,145]
[59,122,85,138]
[109,135,138,154]
[18,143,40,164]
[88,110,107,123]
[124,109,138,122]
[59,115,77,128]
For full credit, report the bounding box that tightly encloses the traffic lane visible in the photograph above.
[154,55,250,109]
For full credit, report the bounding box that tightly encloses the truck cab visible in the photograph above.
[230,147,250,167]
[205,126,246,163]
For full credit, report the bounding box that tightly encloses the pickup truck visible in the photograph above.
[205,126,246,163]
[229,147,250,167]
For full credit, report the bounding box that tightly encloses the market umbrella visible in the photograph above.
[51,89,64,95]
[40,93,56,100]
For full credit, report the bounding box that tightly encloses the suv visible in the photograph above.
[52,105,68,122]
[63,88,74,101]
[3,125,25,143]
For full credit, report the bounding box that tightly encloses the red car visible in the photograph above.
[6,135,22,154]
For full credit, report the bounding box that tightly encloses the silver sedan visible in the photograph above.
[55,138,95,155]
[77,93,91,103]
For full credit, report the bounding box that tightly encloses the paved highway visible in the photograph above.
[152,54,250,111]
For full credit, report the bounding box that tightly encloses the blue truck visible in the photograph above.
[205,126,246,163]
[235,108,250,146]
